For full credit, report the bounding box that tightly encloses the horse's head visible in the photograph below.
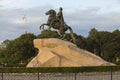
[45,9,56,16]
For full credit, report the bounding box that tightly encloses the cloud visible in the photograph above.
[0,0,30,9]
[64,7,120,31]
[0,6,50,43]
[0,5,2,8]
[0,5,120,43]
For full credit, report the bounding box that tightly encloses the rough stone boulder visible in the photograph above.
[27,38,114,67]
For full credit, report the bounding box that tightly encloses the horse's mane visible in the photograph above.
[50,9,56,16]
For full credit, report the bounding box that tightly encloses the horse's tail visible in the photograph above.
[67,26,77,44]
[68,26,73,33]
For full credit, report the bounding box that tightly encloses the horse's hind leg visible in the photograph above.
[58,29,67,40]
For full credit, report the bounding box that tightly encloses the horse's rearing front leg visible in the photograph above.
[40,24,44,30]
[40,23,48,30]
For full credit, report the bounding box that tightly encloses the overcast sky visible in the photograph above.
[0,0,120,43]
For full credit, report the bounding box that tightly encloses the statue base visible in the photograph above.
[27,38,114,67]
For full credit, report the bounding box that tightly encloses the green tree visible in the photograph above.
[102,33,120,64]
[88,28,98,40]
[112,29,120,35]
[88,28,101,56]
[76,35,86,49]
[37,30,59,38]
[4,33,37,64]
[2,39,11,47]
[85,37,95,53]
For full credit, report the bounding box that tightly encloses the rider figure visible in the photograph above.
[57,7,65,28]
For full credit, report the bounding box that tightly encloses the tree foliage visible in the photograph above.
[0,29,120,66]
[87,29,120,64]
[37,30,59,38]
[0,33,37,65]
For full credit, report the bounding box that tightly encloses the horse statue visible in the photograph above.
[40,7,76,43]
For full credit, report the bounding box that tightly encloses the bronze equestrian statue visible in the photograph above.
[40,7,76,43]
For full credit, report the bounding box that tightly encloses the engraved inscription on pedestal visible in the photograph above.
[43,43,57,48]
